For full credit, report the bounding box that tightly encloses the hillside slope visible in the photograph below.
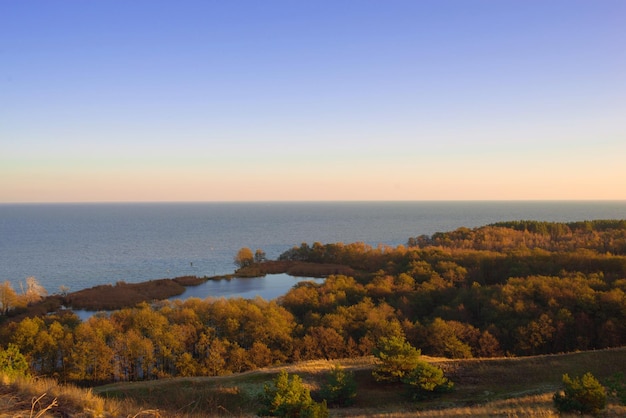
[3,348,626,416]
[92,348,626,417]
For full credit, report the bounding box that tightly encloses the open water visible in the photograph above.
[1,201,625,299]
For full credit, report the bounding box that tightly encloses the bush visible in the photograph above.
[553,372,607,416]
[320,365,357,406]
[372,336,453,401]
[606,372,626,405]
[0,343,29,378]
[372,335,422,383]
[259,370,329,417]
[402,360,453,400]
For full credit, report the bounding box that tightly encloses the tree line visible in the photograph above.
[1,220,625,384]
[0,277,48,315]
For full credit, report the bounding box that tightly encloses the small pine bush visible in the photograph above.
[372,335,422,383]
[320,365,357,406]
[259,370,329,418]
[402,360,454,400]
[553,372,607,416]
[0,344,29,378]
[606,372,626,405]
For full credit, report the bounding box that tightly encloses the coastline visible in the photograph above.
[3,201,625,295]
[63,260,352,311]
[4,261,349,319]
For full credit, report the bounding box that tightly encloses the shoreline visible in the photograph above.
[64,260,353,311]
[4,261,351,318]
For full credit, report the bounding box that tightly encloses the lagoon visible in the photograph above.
[170,273,325,301]
[72,273,324,320]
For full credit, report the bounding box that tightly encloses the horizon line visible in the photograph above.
[2,199,626,205]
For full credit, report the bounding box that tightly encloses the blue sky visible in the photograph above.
[1,1,625,202]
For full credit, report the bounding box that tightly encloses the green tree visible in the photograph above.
[234,247,255,268]
[402,361,453,400]
[259,370,329,417]
[372,335,422,383]
[320,365,357,406]
[0,343,29,378]
[553,372,607,416]
[606,372,626,406]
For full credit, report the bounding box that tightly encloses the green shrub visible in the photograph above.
[606,372,626,405]
[553,372,607,416]
[372,336,453,401]
[402,360,453,400]
[259,370,329,417]
[320,365,357,406]
[0,343,29,378]
[372,335,422,383]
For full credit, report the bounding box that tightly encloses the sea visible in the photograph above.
[1,201,625,300]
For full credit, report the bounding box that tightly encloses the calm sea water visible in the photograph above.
[1,201,625,297]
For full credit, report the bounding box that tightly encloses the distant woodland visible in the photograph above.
[1,220,626,384]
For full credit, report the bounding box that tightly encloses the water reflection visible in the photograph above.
[72,273,324,321]
[173,273,325,301]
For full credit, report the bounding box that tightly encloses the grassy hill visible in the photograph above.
[2,348,626,417]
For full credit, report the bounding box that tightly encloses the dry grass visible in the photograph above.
[64,279,186,310]
[433,347,626,401]
[95,348,626,417]
[0,373,144,417]
[96,377,257,417]
[3,348,625,417]
[343,392,626,417]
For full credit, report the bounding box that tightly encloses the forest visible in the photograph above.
[1,220,626,385]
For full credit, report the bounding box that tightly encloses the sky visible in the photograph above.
[1,1,625,203]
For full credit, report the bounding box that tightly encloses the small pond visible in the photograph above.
[173,273,325,301]
[73,273,324,320]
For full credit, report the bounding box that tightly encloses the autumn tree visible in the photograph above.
[234,247,254,268]
[300,326,346,360]
[424,318,474,359]
[20,276,48,305]
[71,316,116,382]
[11,316,44,368]
[0,281,19,314]
[515,313,556,355]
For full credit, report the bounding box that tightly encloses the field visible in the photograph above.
[3,347,625,417]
